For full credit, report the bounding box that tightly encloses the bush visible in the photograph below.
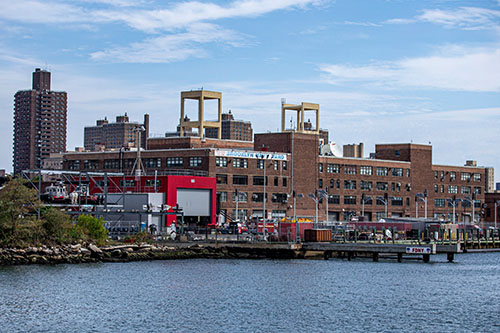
[41,208,75,244]
[75,215,108,245]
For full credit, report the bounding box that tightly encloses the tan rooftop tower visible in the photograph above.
[180,90,222,139]
[281,102,319,134]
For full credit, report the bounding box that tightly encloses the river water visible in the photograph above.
[0,253,499,333]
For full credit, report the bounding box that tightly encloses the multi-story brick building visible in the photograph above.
[206,111,253,141]
[60,91,490,225]
[13,68,67,174]
[84,113,149,151]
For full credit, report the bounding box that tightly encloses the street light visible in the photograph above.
[416,191,428,219]
[494,200,500,229]
[317,189,329,223]
[308,193,319,227]
[447,196,463,224]
[463,193,477,225]
[376,193,391,219]
[361,193,371,219]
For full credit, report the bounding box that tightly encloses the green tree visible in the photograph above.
[41,207,74,244]
[0,179,41,245]
[75,214,108,245]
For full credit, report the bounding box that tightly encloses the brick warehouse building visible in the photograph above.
[59,90,488,225]
[61,133,487,225]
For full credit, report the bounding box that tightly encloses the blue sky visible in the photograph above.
[1,0,499,180]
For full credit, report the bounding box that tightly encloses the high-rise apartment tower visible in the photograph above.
[13,68,67,174]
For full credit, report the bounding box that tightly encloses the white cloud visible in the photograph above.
[320,46,500,92]
[418,7,500,30]
[386,6,500,30]
[91,23,245,63]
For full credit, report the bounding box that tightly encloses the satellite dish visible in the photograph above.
[320,142,342,157]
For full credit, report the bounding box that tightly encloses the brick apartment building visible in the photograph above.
[13,68,67,174]
[206,110,253,141]
[84,113,149,151]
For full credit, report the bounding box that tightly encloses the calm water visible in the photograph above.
[0,253,499,333]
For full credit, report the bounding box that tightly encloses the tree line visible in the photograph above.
[0,179,108,247]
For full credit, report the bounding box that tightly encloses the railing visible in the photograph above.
[140,169,209,177]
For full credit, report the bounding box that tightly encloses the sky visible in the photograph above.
[0,0,499,180]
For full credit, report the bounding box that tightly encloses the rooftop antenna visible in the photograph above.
[281,98,286,105]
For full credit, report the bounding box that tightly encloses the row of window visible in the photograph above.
[434,198,481,208]
[434,184,481,194]
[434,171,481,182]
[320,165,410,177]
[320,179,411,192]
[217,174,288,187]
[216,157,287,170]
[217,191,288,203]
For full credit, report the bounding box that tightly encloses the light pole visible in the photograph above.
[235,188,239,224]
[308,193,319,228]
[495,200,500,229]
[361,193,370,219]
[262,159,273,236]
[296,193,304,241]
[464,194,476,225]
[416,192,428,219]
[376,193,391,219]
[317,189,329,223]
[447,196,462,224]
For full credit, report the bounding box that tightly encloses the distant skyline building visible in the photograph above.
[84,113,149,151]
[205,110,253,141]
[13,68,67,174]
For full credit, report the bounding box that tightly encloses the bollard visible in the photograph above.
[372,252,379,262]
[397,253,402,263]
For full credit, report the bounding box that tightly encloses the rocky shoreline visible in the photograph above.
[0,243,226,266]
[0,243,300,266]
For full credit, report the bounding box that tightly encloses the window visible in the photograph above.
[344,196,356,205]
[252,193,265,202]
[440,185,444,193]
[376,167,388,176]
[233,191,248,202]
[274,161,279,170]
[328,195,340,204]
[217,191,227,202]
[319,163,323,173]
[283,178,287,187]
[360,181,372,191]
[376,197,386,206]
[473,173,481,182]
[216,174,228,184]
[319,179,323,188]
[474,187,481,195]
[274,177,279,186]
[344,180,356,190]
[434,171,438,179]
[391,197,403,206]
[84,160,99,170]
[233,158,248,168]
[216,157,227,167]
[189,157,202,167]
[448,185,458,194]
[395,150,400,156]
[145,179,161,187]
[361,195,373,205]
[461,186,471,194]
[256,159,264,169]
[336,180,340,189]
[376,182,388,191]
[282,161,287,170]
[344,165,356,175]
[327,164,340,173]
[450,172,456,181]
[253,176,266,186]
[104,159,119,169]
[120,180,136,187]
[435,198,445,207]
[272,193,288,203]
[392,168,403,177]
[461,172,471,181]
[167,157,183,167]
[406,169,410,178]
[233,175,248,185]
[376,212,386,220]
[360,166,372,175]
[434,184,438,193]
[145,158,161,168]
